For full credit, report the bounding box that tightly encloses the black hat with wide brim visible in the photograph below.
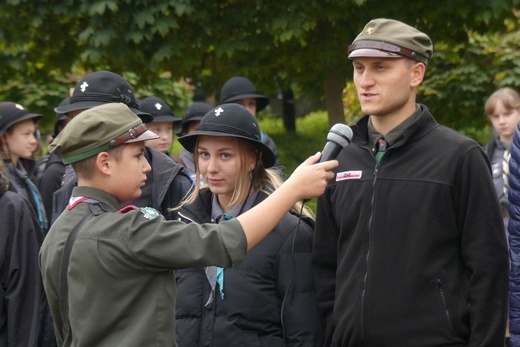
[0,102,42,136]
[54,70,153,123]
[178,103,276,168]
[220,76,269,112]
[139,96,182,123]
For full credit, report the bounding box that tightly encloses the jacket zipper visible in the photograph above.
[361,160,380,342]
[436,279,453,333]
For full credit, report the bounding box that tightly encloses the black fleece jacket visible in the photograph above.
[312,104,508,347]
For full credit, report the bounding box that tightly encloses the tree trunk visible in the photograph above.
[324,71,345,129]
[280,88,296,133]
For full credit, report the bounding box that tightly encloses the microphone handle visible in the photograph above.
[319,141,342,163]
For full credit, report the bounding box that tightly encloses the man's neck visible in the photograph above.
[369,103,417,135]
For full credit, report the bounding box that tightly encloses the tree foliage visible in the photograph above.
[0,0,519,138]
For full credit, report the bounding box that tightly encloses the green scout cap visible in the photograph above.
[347,18,433,64]
[49,103,159,164]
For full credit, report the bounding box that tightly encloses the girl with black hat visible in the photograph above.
[0,102,48,232]
[174,103,323,346]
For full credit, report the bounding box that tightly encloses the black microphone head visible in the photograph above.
[327,123,353,148]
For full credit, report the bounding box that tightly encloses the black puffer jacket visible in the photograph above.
[175,189,323,347]
[51,147,192,223]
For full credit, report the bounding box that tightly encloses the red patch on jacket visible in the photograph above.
[119,205,138,213]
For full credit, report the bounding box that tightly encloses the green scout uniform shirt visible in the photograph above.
[39,186,247,347]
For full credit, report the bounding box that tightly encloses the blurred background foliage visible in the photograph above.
[1,0,520,156]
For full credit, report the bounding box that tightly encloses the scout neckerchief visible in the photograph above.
[203,191,259,306]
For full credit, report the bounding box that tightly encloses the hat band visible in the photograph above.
[70,92,140,109]
[348,40,429,64]
[62,142,112,164]
[109,123,147,147]
[198,123,259,141]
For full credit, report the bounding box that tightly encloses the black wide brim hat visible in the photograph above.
[177,102,213,136]
[220,76,270,112]
[178,103,276,168]
[54,70,153,123]
[223,93,269,112]
[0,102,42,136]
[139,96,182,124]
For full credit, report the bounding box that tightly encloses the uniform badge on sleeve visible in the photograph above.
[141,207,160,220]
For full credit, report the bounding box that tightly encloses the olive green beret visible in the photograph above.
[348,18,433,64]
[49,103,158,164]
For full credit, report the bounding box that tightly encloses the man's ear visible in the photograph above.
[410,62,426,88]
[96,151,111,175]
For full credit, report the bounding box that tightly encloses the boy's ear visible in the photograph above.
[96,151,112,175]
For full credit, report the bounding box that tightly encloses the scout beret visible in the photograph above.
[348,18,433,64]
[49,103,158,164]
[178,103,275,168]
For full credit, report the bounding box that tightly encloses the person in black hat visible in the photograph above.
[139,96,182,157]
[312,18,508,346]
[174,103,323,346]
[0,155,44,347]
[51,70,193,224]
[0,101,48,233]
[37,96,70,225]
[174,101,213,180]
[220,76,280,168]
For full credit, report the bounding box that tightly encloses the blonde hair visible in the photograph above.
[175,137,313,217]
[485,87,520,116]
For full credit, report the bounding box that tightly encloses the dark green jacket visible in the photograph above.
[40,186,246,347]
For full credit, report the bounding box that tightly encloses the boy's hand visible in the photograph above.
[286,152,338,201]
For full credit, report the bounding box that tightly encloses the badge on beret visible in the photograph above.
[141,207,160,220]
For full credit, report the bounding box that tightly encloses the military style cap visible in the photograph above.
[139,96,182,124]
[220,76,269,112]
[54,70,153,123]
[348,18,433,64]
[178,103,276,168]
[49,103,159,164]
[0,102,42,136]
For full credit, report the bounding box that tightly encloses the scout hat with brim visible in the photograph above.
[139,96,182,123]
[178,103,276,168]
[54,70,153,123]
[0,102,43,136]
[347,18,433,65]
[49,103,158,164]
[177,102,213,135]
[220,76,270,112]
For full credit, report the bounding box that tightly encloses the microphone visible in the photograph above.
[319,123,353,162]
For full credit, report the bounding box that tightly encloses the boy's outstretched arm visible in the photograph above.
[237,152,337,250]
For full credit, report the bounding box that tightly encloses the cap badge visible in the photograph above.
[80,81,89,92]
[15,104,24,110]
[154,103,162,110]
[365,25,376,36]
[215,107,224,116]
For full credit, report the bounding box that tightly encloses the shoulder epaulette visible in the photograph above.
[119,205,138,213]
